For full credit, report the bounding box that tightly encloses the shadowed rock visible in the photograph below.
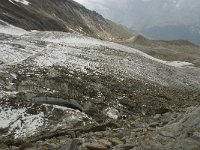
[32,97,83,111]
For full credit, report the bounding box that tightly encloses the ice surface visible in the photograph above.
[38,32,194,68]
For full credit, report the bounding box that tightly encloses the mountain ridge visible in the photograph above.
[0,0,134,41]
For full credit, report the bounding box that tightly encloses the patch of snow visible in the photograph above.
[10,112,45,138]
[9,0,30,5]
[0,107,26,128]
[0,25,28,36]
[0,91,5,99]
[33,44,99,73]
[10,73,17,79]
[98,24,104,31]
[0,91,18,99]
[78,27,83,32]
[0,106,45,138]
[0,39,44,65]
[41,33,102,47]
[44,104,92,121]
[165,61,194,68]
[0,20,28,35]
[0,44,28,64]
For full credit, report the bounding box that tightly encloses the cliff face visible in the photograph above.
[0,0,134,41]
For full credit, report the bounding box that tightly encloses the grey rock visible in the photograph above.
[192,131,200,140]
[113,144,135,150]
[109,138,124,146]
[149,122,159,128]
[153,114,161,120]
[48,143,59,150]
[83,142,107,150]
[64,139,79,150]
[98,139,112,148]
[153,107,200,150]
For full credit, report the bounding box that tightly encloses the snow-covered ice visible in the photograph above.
[34,31,194,68]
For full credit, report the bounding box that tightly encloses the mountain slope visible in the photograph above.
[123,35,200,67]
[142,24,200,45]
[0,0,133,41]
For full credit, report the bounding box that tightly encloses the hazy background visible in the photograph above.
[74,0,200,45]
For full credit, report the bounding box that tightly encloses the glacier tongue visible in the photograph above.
[0,25,200,142]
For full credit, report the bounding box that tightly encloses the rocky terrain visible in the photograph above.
[0,21,200,149]
[0,0,200,150]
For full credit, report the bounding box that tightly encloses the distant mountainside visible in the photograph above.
[123,35,200,67]
[0,0,134,41]
[77,0,200,45]
[142,25,200,45]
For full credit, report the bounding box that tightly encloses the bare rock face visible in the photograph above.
[83,143,108,150]
[155,107,200,150]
